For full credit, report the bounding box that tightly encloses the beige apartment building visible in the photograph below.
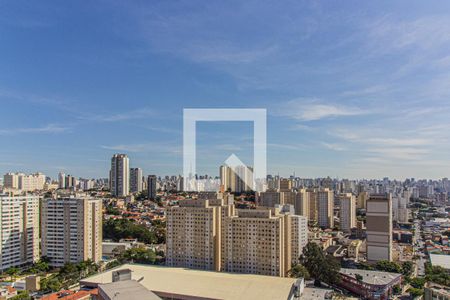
[166,198,308,277]
[41,196,102,267]
[3,172,46,191]
[339,193,356,233]
[316,188,334,229]
[0,193,40,270]
[166,199,222,271]
[366,193,393,262]
[294,188,309,217]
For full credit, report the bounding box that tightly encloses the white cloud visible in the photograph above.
[278,98,368,121]
[0,124,69,135]
[322,142,345,151]
[101,142,180,155]
[81,108,154,122]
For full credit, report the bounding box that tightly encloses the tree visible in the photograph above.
[10,291,30,300]
[5,267,20,281]
[408,287,424,298]
[355,274,363,282]
[409,277,426,289]
[392,285,401,295]
[103,218,157,244]
[288,264,310,280]
[425,263,450,286]
[301,242,341,286]
[119,246,157,264]
[374,260,402,274]
[401,261,414,278]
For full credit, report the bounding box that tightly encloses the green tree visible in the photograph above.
[409,277,426,289]
[408,287,424,298]
[401,261,414,278]
[103,218,157,244]
[5,267,20,281]
[301,242,341,286]
[374,260,402,273]
[10,291,30,300]
[424,263,450,286]
[120,246,157,264]
[288,264,310,280]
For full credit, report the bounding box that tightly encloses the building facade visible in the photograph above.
[41,197,102,267]
[166,198,308,277]
[0,194,40,270]
[147,175,157,200]
[110,154,129,197]
[366,193,393,262]
[339,193,356,233]
[130,168,143,193]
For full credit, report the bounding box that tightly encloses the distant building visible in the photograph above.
[366,193,393,262]
[58,172,66,189]
[130,168,143,193]
[294,189,309,217]
[219,165,253,193]
[110,154,130,197]
[41,197,102,267]
[339,193,356,233]
[317,189,334,228]
[0,194,40,270]
[147,175,157,200]
[3,172,46,191]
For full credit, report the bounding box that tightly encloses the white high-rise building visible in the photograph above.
[41,196,102,267]
[0,194,40,270]
[110,154,130,197]
[130,168,143,193]
[339,193,356,233]
[58,172,66,189]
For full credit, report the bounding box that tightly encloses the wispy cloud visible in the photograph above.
[80,108,155,122]
[101,142,180,155]
[277,98,369,121]
[322,142,346,151]
[0,124,69,136]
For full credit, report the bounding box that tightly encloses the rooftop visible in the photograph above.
[80,264,300,300]
[430,254,450,269]
[340,268,402,286]
[98,280,160,300]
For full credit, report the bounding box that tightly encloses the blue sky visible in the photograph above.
[1,1,450,180]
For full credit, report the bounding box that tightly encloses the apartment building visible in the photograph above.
[317,189,334,229]
[110,154,129,197]
[0,193,40,270]
[130,168,143,193]
[166,198,308,277]
[366,193,393,262]
[339,193,356,233]
[147,175,157,200]
[41,196,102,267]
[219,165,253,193]
[3,173,46,191]
[166,199,222,271]
[294,189,309,218]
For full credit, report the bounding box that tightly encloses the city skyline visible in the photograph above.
[2,2,450,179]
